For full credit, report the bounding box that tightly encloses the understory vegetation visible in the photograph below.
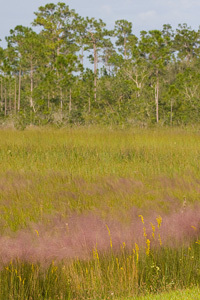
[0,127,200,299]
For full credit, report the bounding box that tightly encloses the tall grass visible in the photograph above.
[0,126,200,299]
[1,236,200,299]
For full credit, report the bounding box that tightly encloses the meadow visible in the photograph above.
[0,126,200,299]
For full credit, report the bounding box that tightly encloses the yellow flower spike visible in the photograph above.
[93,247,99,262]
[135,243,139,262]
[196,240,200,245]
[156,216,162,229]
[150,222,155,239]
[191,226,197,231]
[158,234,162,246]
[106,224,113,249]
[155,216,162,245]
[116,258,119,270]
[146,239,150,256]
[35,229,39,237]
[143,227,147,238]
[138,215,144,224]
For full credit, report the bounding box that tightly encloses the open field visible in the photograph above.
[0,126,200,299]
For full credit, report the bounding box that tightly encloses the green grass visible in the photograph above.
[0,126,200,299]
[127,287,200,299]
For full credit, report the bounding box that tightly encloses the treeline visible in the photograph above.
[0,2,200,127]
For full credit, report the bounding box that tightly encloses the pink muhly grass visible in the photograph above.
[0,206,200,265]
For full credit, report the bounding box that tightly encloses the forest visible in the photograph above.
[0,2,200,128]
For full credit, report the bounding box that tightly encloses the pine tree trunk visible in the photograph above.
[9,81,11,112]
[1,77,3,112]
[124,33,127,60]
[93,42,97,102]
[171,99,173,126]
[69,88,72,113]
[30,60,35,112]
[18,69,21,112]
[155,69,159,123]
[60,88,63,112]
[88,96,91,113]
[14,76,17,114]
[4,85,7,116]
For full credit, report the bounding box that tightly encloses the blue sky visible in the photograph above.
[1,0,200,47]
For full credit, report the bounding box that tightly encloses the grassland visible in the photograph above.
[0,126,200,299]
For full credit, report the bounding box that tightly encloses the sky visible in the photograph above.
[1,0,200,48]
